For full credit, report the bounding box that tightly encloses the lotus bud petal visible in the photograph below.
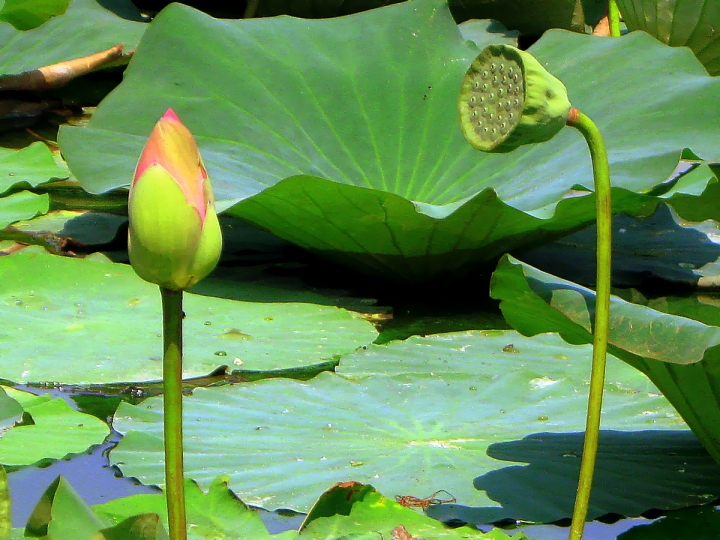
[458,44,571,153]
[128,109,222,290]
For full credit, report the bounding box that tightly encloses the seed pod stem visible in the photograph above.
[566,108,612,540]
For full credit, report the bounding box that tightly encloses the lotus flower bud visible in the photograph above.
[128,109,222,290]
[459,44,571,153]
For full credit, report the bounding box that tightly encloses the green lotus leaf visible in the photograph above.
[0,143,65,227]
[617,0,720,75]
[0,250,377,384]
[0,191,49,229]
[93,477,273,539]
[0,143,67,196]
[92,513,168,540]
[0,0,145,76]
[108,330,720,522]
[0,0,69,31]
[301,484,523,539]
[490,254,720,467]
[25,476,106,539]
[58,0,720,282]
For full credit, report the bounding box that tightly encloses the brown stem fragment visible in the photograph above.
[0,44,131,91]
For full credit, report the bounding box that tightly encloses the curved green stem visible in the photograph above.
[161,287,187,540]
[608,0,621,37]
[565,109,612,540]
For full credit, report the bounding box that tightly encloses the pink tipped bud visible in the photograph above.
[128,109,222,290]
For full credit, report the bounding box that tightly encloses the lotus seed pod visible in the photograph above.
[458,44,571,153]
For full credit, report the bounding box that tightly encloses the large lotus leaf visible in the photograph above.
[58,0,720,281]
[0,387,109,466]
[109,330,720,523]
[0,0,69,31]
[490,254,720,466]
[0,250,377,384]
[0,0,145,76]
[617,0,720,75]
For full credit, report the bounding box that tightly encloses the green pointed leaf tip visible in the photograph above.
[93,476,270,538]
[129,109,222,291]
[459,44,570,152]
[25,476,105,539]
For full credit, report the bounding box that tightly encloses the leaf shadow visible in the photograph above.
[519,204,720,289]
[426,430,720,525]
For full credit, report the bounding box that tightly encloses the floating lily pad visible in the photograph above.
[0,191,49,229]
[0,251,377,384]
[109,330,720,522]
[58,0,720,281]
[0,387,109,467]
[0,0,145,76]
[0,143,68,228]
[0,143,67,196]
